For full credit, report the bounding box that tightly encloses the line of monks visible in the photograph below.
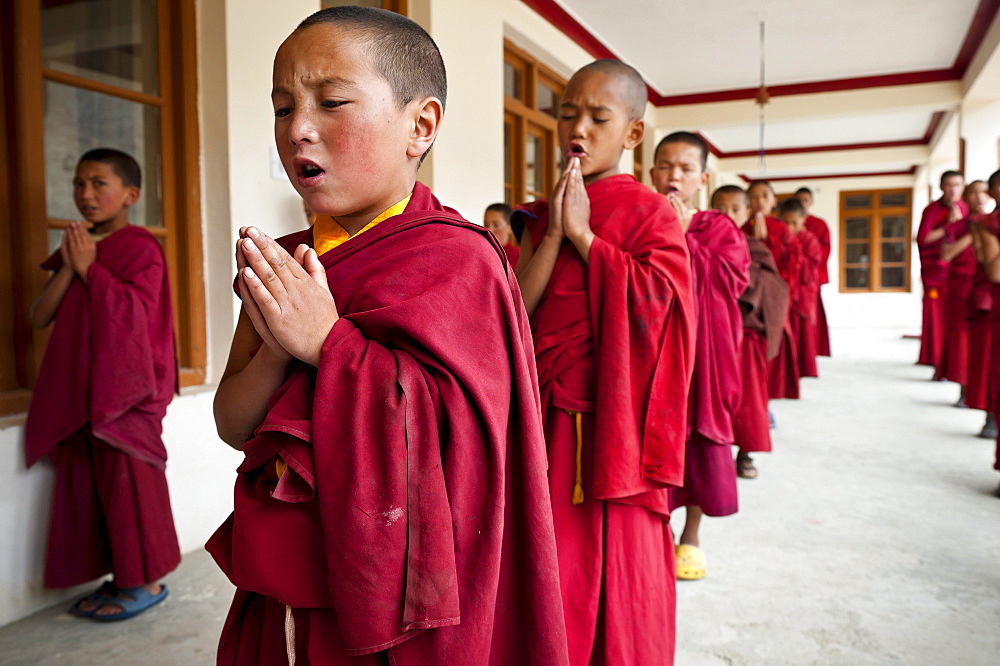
[916,170,1000,490]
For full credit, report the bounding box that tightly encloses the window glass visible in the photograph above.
[844,194,872,209]
[880,215,907,238]
[845,217,870,239]
[881,267,905,288]
[845,243,869,264]
[537,82,558,117]
[846,267,869,289]
[504,62,522,101]
[879,192,908,208]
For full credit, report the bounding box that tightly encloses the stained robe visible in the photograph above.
[805,215,832,356]
[733,238,789,454]
[793,228,822,379]
[24,225,180,588]
[938,219,977,386]
[513,174,695,666]
[744,218,801,400]
[966,258,993,411]
[669,211,750,517]
[208,183,569,665]
[917,199,969,367]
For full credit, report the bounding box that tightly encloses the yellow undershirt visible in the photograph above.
[274,194,411,480]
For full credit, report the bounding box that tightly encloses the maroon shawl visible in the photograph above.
[740,238,789,360]
[25,226,177,468]
[207,183,568,663]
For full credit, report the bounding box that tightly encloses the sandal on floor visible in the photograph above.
[675,544,707,581]
[69,580,117,618]
[91,584,168,622]
[736,456,758,479]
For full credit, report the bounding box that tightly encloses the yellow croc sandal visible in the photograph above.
[675,544,707,580]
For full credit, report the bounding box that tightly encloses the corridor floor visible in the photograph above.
[1,328,998,665]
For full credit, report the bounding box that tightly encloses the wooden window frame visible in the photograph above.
[503,40,564,208]
[0,0,204,416]
[839,188,912,293]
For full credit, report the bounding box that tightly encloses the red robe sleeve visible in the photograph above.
[686,211,751,445]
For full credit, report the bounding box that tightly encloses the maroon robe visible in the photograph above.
[733,239,789,454]
[938,219,977,385]
[966,258,993,411]
[514,174,695,666]
[917,199,969,367]
[208,183,569,665]
[25,225,180,588]
[805,215,831,356]
[793,228,822,379]
[669,211,750,517]
[503,242,520,268]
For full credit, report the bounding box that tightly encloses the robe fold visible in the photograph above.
[793,228,822,379]
[733,238,789,454]
[208,183,568,665]
[805,215,832,356]
[669,211,750,517]
[25,225,180,589]
[938,219,977,385]
[917,199,969,367]
[513,173,695,666]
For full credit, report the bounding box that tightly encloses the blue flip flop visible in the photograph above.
[69,580,117,618]
[91,584,168,622]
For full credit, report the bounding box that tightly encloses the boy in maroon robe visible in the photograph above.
[513,60,695,665]
[796,187,831,356]
[25,148,180,620]
[940,181,989,406]
[967,182,997,438]
[748,180,801,401]
[716,187,789,479]
[483,202,520,267]
[778,198,822,379]
[917,170,967,370]
[650,132,750,581]
[209,8,568,664]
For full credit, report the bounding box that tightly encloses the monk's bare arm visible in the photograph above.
[214,308,292,450]
[940,233,973,262]
[515,227,565,317]
[923,227,947,244]
[28,265,75,328]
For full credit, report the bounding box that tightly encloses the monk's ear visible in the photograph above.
[406,96,443,160]
[623,118,644,151]
[699,170,710,189]
[124,186,140,207]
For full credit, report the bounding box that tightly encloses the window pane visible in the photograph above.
[845,194,872,209]
[504,62,522,100]
[882,241,906,263]
[879,192,908,208]
[503,120,512,189]
[537,82,558,117]
[881,266,905,288]
[845,217,870,239]
[845,243,869,264]
[881,215,907,239]
[526,133,542,195]
[44,80,162,229]
[42,0,159,95]
[846,267,870,289]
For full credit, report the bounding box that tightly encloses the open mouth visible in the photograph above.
[567,144,586,159]
[294,158,326,186]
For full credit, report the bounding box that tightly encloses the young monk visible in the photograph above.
[966,183,997,437]
[512,60,695,664]
[650,132,749,581]
[483,202,519,267]
[940,181,988,406]
[715,186,789,479]
[25,148,180,620]
[747,180,801,401]
[209,8,568,664]
[970,170,1000,494]
[778,197,822,379]
[917,171,967,370]
[796,187,831,356]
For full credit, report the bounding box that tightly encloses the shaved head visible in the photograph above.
[571,59,647,119]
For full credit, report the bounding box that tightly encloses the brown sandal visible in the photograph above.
[736,456,758,479]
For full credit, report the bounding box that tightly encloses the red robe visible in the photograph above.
[804,215,831,356]
[917,199,969,367]
[744,218,801,399]
[207,183,569,665]
[25,225,180,588]
[794,228,822,379]
[514,174,695,666]
[966,256,993,411]
[503,242,520,268]
[669,211,750,517]
[982,212,1000,469]
[938,219,977,385]
[733,239,789,454]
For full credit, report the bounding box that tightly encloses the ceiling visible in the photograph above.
[522,0,998,179]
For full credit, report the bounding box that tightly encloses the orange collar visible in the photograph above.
[312,195,411,256]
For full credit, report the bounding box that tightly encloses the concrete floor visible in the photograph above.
[1,328,998,664]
